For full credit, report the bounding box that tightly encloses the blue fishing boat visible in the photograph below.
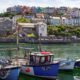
[20,51,59,79]
[0,57,27,80]
[0,66,20,80]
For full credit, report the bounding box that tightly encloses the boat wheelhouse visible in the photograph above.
[30,51,54,65]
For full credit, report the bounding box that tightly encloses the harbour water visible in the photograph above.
[0,43,80,80]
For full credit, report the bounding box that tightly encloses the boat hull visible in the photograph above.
[20,63,59,79]
[0,67,20,80]
[59,60,75,70]
[75,60,80,67]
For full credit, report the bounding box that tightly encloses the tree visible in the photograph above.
[47,25,74,37]
[16,17,31,23]
[47,25,54,35]
[56,11,64,26]
[58,13,64,26]
[0,12,15,18]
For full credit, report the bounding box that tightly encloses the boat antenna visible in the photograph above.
[38,33,42,52]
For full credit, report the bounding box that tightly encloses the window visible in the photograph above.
[41,27,44,31]
[41,57,45,63]
[35,56,40,64]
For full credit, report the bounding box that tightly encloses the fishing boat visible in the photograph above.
[18,22,60,79]
[54,58,75,70]
[59,58,75,70]
[74,76,80,80]
[0,56,27,80]
[19,51,59,79]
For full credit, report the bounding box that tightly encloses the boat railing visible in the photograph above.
[0,57,12,69]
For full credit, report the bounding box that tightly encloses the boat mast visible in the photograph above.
[16,24,19,50]
[16,23,19,57]
[38,33,42,51]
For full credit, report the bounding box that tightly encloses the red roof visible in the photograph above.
[40,51,50,54]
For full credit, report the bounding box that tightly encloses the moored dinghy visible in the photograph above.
[20,51,59,79]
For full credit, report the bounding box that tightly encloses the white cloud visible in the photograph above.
[0,0,80,12]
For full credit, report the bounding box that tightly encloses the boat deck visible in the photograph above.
[0,58,28,69]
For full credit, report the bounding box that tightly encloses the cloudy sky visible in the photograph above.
[0,0,80,12]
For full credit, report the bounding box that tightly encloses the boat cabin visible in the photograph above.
[30,51,54,65]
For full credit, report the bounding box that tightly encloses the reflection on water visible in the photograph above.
[59,68,80,80]
[59,74,74,80]
[59,70,74,80]
[73,68,80,80]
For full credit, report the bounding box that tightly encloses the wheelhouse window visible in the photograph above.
[51,55,54,62]
[45,56,51,63]
[35,56,40,64]
[40,56,45,63]
[40,56,51,64]
[30,55,36,64]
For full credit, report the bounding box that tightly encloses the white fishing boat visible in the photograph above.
[54,58,75,70]
[74,76,80,80]
[59,58,75,70]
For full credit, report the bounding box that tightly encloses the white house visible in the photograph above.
[63,17,80,26]
[50,16,67,26]
[49,16,80,26]
[50,17,60,25]
[70,8,80,18]
[36,22,47,37]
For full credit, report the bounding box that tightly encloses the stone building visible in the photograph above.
[18,22,47,37]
